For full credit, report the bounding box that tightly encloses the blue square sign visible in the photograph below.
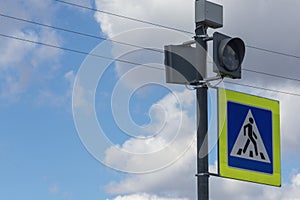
[227,101,273,174]
[218,89,281,186]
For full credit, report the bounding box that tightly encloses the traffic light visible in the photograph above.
[213,32,245,79]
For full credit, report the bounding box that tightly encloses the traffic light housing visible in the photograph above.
[164,44,201,85]
[213,32,245,79]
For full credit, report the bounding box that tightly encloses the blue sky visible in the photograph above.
[1,0,300,200]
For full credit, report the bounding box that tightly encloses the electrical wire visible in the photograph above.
[207,61,300,83]
[246,45,300,59]
[0,32,163,71]
[1,32,300,98]
[0,13,164,54]
[243,68,300,83]
[54,0,194,35]
[54,0,300,61]
[2,12,300,83]
[223,81,300,97]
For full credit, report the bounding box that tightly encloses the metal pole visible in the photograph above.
[195,13,209,200]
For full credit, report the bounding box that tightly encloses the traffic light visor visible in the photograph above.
[213,32,245,79]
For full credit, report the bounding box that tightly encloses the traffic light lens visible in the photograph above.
[223,44,239,71]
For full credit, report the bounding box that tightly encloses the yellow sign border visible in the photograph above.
[218,88,281,186]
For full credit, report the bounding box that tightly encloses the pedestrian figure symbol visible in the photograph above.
[230,110,271,163]
[240,117,259,157]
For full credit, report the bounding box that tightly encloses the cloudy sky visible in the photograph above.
[1,0,300,200]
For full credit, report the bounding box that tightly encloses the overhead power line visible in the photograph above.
[1,10,300,83]
[246,45,300,59]
[0,13,163,54]
[55,0,300,60]
[1,32,300,98]
[0,33,162,71]
[54,0,194,35]
[208,60,300,83]
[2,12,300,83]
[2,11,300,80]
[243,68,300,83]
[224,81,300,97]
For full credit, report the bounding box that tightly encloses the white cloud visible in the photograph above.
[33,28,62,66]
[108,165,300,200]
[109,193,188,200]
[103,89,196,199]
[210,171,300,200]
[94,0,194,37]
[278,91,300,156]
[0,30,37,66]
[103,89,196,173]
[0,0,63,101]
[0,0,62,65]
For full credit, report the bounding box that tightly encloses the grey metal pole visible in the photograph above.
[195,19,209,200]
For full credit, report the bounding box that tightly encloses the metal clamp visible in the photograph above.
[194,35,213,41]
[191,76,222,84]
[186,76,222,89]
[194,35,214,41]
[195,172,220,177]
[195,173,210,177]
[189,80,209,89]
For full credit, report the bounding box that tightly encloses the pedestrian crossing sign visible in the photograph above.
[218,89,281,186]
